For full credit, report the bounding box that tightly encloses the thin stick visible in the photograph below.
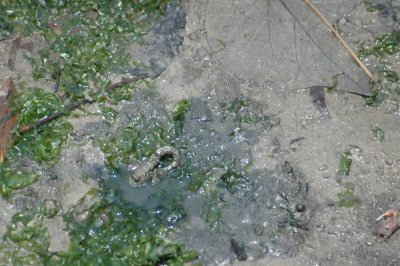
[303,0,374,80]
[18,75,147,133]
[54,71,61,93]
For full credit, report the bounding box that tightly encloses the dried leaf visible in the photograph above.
[0,78,17,163]
[309,86,330,118]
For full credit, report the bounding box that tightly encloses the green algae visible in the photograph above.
[59,189,196,265]
[96,115,180,171]
[219,97,281,130]
[0,162,39,198]
[0,189,198,265]
[172,99,192,136]
[363,2,381,13]
[12,88,73,163]
[359,32,400,106]
[372,127,385,141]
[335,149,361,207]
[219,168,250,194]
[337,149,352,176]
[0,1,287,261]
[0,87,71,196]
[0,1,199,265]
[1,0,175,99]
[337,182,361,208]
[0,0,178,194]
[359,32,400,59]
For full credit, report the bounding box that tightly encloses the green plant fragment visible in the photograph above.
[338,196,361,208]
[359,32,400,59]
[359,32,400,106]
[372,127,385,140]
[337,149,352,176]
[363,2,380,13]
[172,99,192,136]
[337,182,361,207]
[1,188,198,265]
[206,205,222,223]
[8,87,73,163]
[227,98,248,113]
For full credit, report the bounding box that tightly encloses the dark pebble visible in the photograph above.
[295,204,306,212]
[230,238,247,261]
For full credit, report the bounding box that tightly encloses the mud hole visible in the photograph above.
[85,89,310,263]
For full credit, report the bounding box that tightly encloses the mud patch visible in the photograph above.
[128,4,186,78]
[94,88,310,264]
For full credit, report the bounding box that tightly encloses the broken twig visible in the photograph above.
[303,0,374,80]
[18,75,147,133]
[54,71,61,93]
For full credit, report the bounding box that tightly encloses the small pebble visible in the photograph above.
[278,220,288,228]
[295,204,306,212]
[252,223,264,236]
[230,238,247,261]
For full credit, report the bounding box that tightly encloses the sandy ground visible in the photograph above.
[0,0,400,265]
[155,0,400,265]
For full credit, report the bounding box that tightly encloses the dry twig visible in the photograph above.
[303,0,374,80]
[18,75,148,133]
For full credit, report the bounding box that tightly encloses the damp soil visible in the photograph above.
[108,94,309,263]
[0,0,400,265]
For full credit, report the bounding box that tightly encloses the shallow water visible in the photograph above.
[98,91,310,263]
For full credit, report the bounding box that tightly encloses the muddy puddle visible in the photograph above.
[82,88,310,263]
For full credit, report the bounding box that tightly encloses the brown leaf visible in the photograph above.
[0,78,17,163]
[309,86,331,119]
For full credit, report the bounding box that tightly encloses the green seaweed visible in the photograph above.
[219,98,281,130]
[95,115,179,171]
[0,0,175,99]
[337,182,361,207]
[338,195,361,208]
[98,102,119,124]
[11,88,73,163]
[0,162,39,197]
[359,32,400,106]
[58,189,196,265]
[0,189,198,265]
[1,200,62,264]
[269,137,281,157]
[227,98,249,113]
[219,168,250,194]
[359,32,400,59]
[372,127,385,140]
[337,149,352,176]
[0,87,71,195]
[0,0,178,193]
[206,205,223,223]
[363,2,380,13]
[172,99,192,136]
[0,1,201,264]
